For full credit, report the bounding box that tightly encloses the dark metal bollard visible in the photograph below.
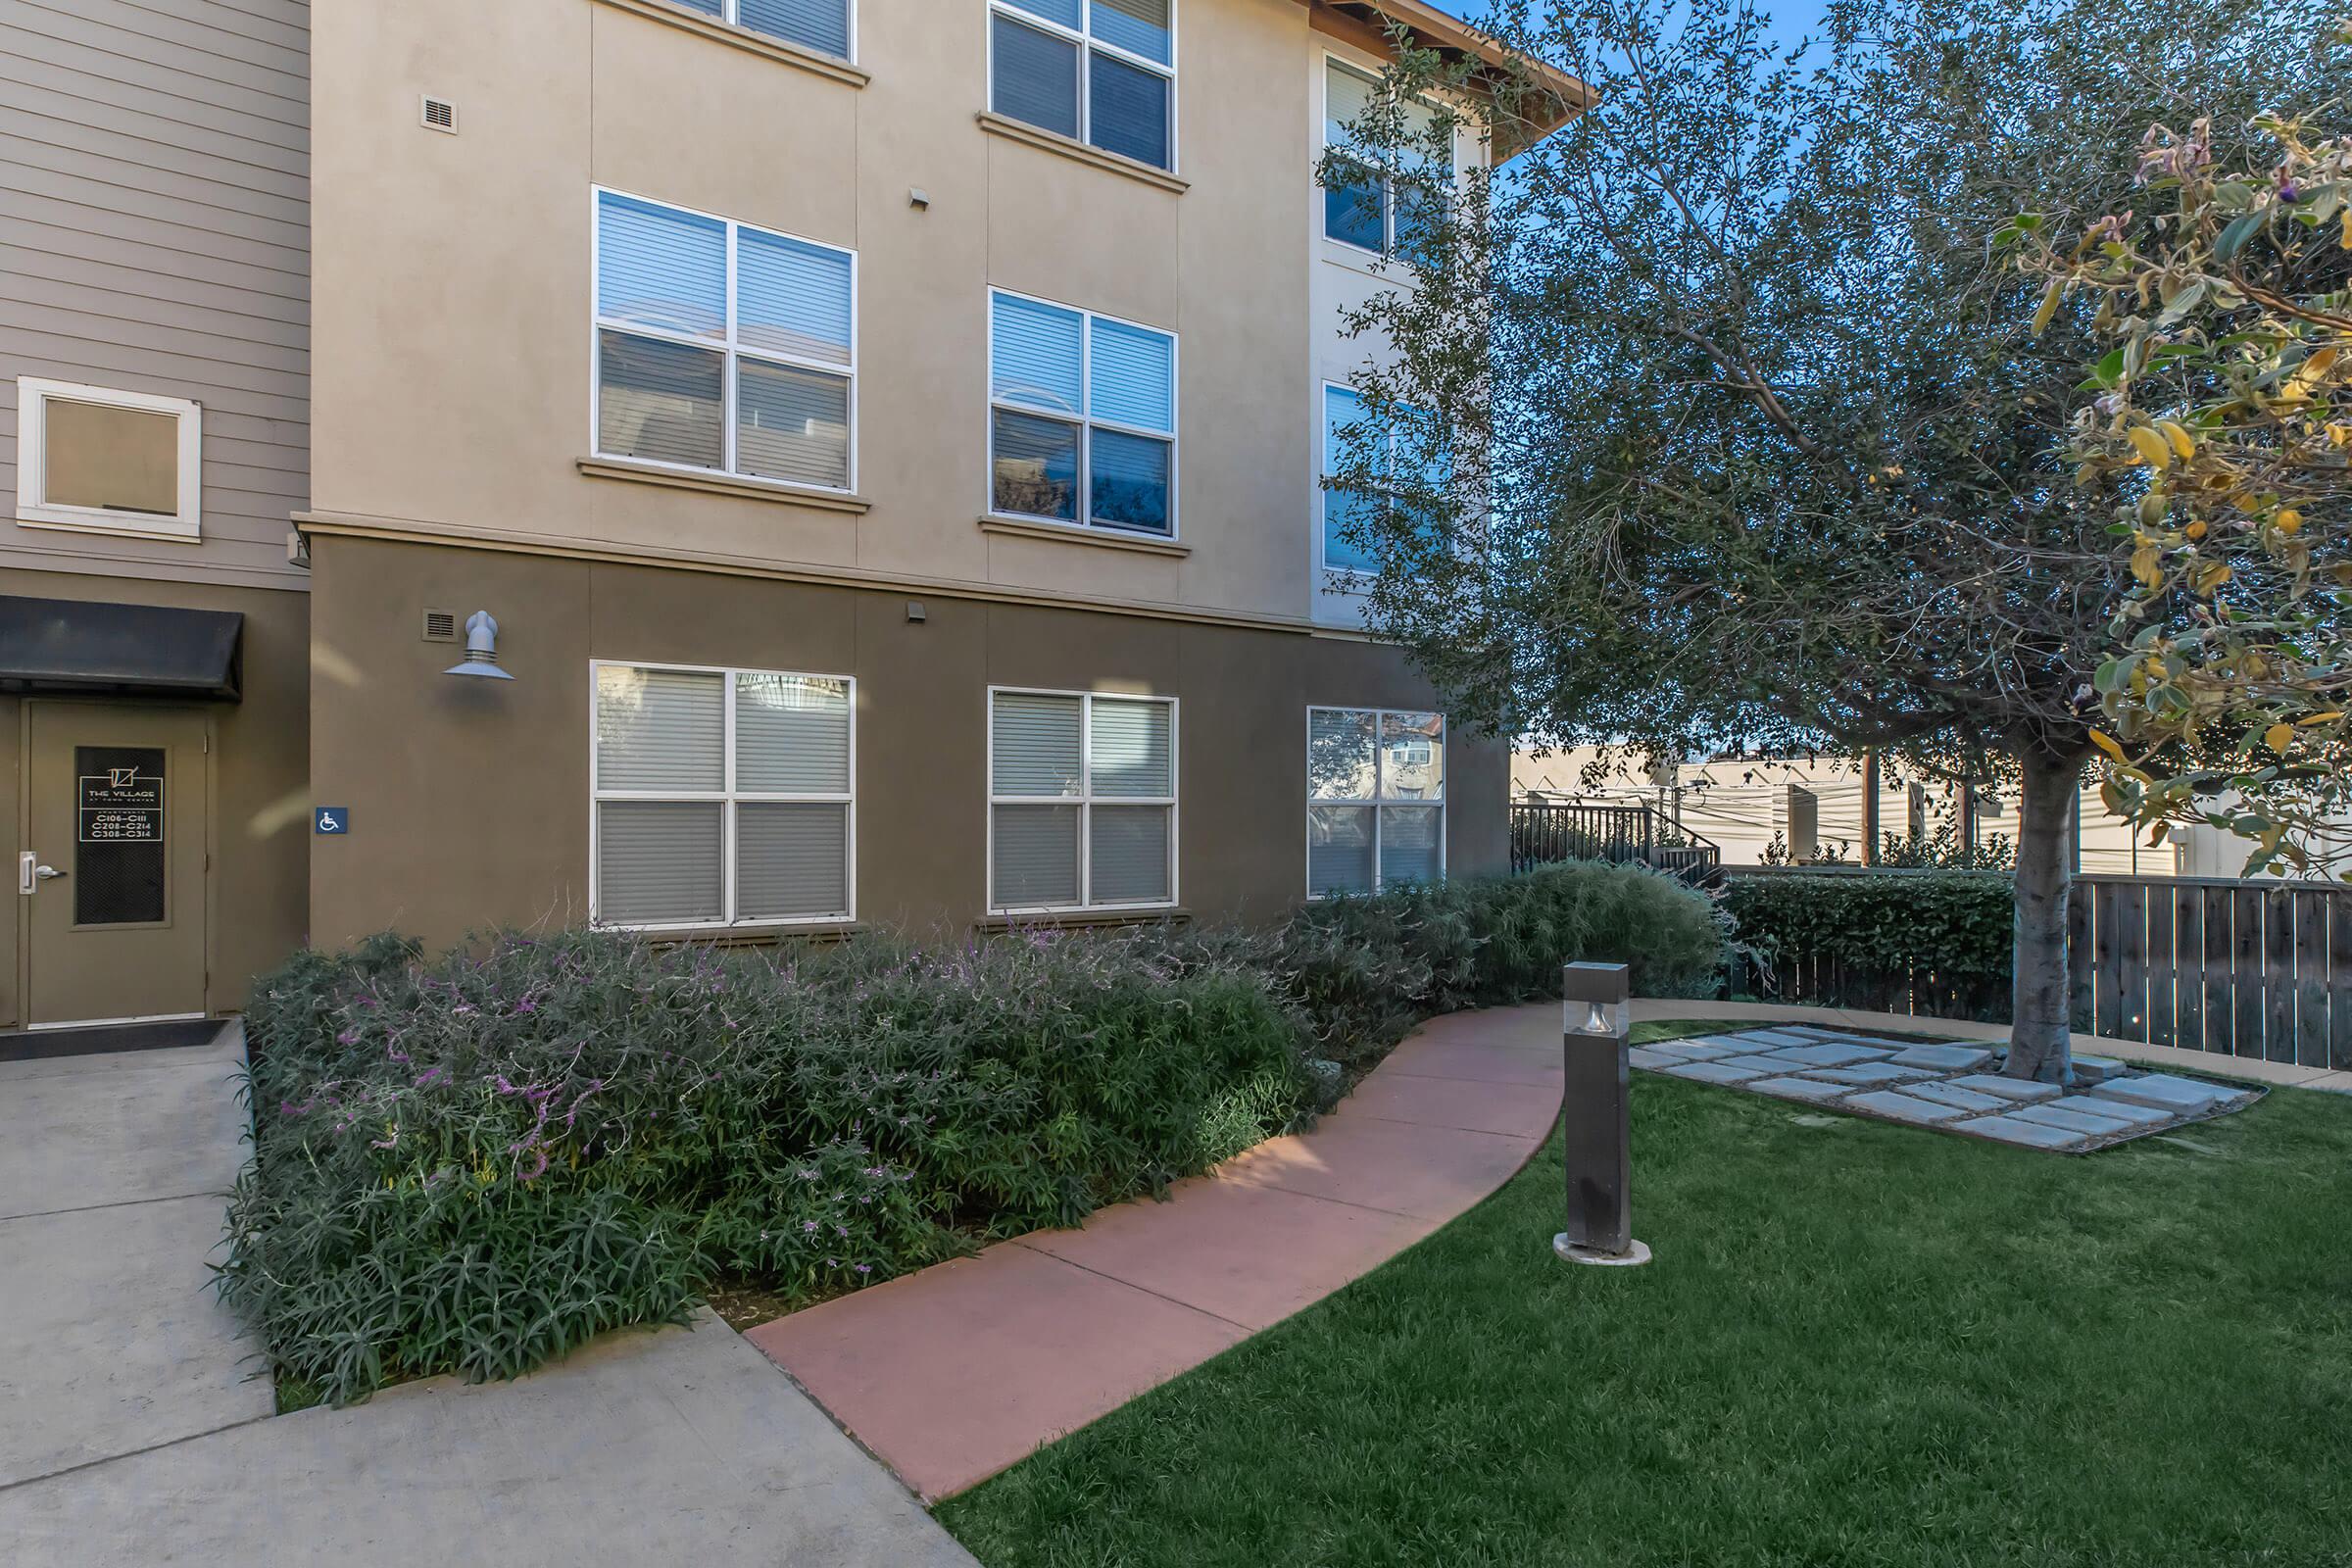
[1554,961,1650,1267]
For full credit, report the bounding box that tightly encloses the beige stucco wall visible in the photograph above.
[310,0,1370,627]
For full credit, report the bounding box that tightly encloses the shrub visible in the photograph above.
[225,862,1726,1404]
[1723,868,2013,1019]
[226,929,1310,1405]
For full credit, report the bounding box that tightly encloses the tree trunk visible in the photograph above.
[2008,748,2083,1083]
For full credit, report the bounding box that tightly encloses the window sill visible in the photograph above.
[17,510,200,544]
[579,457,872,514]
[975,112,1189,195]
[588,0,870,87]
[612,920,867,946]
[974,906,1191,933]
[979,514,1189,559]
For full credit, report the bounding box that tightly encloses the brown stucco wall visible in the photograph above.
[0,570,311,1016]
[307,535,1505,952]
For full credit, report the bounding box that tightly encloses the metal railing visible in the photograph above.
[1510,800,1724,884]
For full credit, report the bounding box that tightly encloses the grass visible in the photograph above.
[939,1022,2352,1568]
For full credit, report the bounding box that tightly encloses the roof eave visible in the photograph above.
[1298,0,1592,161]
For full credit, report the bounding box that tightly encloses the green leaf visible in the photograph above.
[2214,210,2267,262]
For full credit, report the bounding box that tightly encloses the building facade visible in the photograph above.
[4,1,1569,1027]
[0,0,311,1028]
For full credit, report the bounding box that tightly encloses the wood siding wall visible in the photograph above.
[0,0,309,591]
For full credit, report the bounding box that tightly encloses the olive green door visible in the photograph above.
[22,703,208,1027]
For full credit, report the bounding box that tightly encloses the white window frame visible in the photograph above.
[986,287,1180,540]
[683,0,857,61]
[589,187,859,494]
[987,685,1179,914]
[986,0,1180,173]
[1305,705,1447,898]
[1319,379,1425,585]
[588,659,858,931]
[1319,54,1451,261]
[14,377,202,541]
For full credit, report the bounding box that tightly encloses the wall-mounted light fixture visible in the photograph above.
[443,611,514,680]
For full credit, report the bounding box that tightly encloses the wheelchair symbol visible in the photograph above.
[315,807,349,835]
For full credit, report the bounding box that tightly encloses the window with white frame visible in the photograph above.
[1322,59,1450,258]
[594,189,856,492]
[14,378,201,540]
[990,689,1176,911]
[989,290,1176,536]
[1321,383,1443,577]
[592,662,855,928]
[671,0,852,58]
[990,0,1174,171]
[1307,707,1446,896]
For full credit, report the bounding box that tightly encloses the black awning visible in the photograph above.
[0,595,243,701]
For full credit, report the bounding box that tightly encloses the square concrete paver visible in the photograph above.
[2090,1073,2244,1113]
[1746,1076,1852,1103]
[1215,1112,1542,1221]
[751,1243,1249,1500]
[1966,1113,2090,1151]
[1018,1176,1437,1331]
[1890,1043,1997,1073]
[1950,1073,2063,1103]
[1766,1042,1893,1068]
[1344,1069,1561,1140]
[1845,1089,1972,1125]
[1655,1058,1768,1087]
[1902,1081,2010,1115]
[2008,1102,2135,1137]
[1808,1062,1933,1087]
[1718,1053,1806,1073]
[1645,1039,1745,1062]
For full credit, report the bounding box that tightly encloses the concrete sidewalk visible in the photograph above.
[0,1024,270,1488]
[749,1004,1567,1501]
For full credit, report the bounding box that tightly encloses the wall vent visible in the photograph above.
[421,609,459,643]
[420,95,458,133]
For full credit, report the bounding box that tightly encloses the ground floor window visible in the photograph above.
[591,662,854,928]
[990,688,1176,912]
[1307,706,1446,896]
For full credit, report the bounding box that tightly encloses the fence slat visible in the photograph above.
[2205,885,2238,1056]
[2116,882,2149,1042]
[2263,887,2296,1063]
[2144,890,2175,1048]
[2332,897,2352,1071]
[2172,884,2204,1054]
[2294,889,2330,1069]
[2234,887,2268,1060]
[2093,881,2123,1038]
[2068,881,2093,1034]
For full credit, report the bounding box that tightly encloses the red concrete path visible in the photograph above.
[745,1003,1564,1500]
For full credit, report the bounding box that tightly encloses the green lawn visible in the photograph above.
[940,1023,2352,1567]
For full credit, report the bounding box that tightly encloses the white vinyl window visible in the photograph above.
[14,378,201,541]
[989,290,1177,537]
[1321,382,1444,580]
[593,188,857,492]
[1322,58,1450,259]
[989,0,1175,171]
[1307,707,1446,897]
[671,0,853,59]
[990,688,1177,912]
[592,662,855,929]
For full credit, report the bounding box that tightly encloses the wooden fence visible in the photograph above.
[1510,802,1723,883]
[1727,868,2352,1070]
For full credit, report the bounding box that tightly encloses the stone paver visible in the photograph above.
[1951,1073,2063,1103]
[2091,1073,2244,1113]
[1890,1043,1997,1073]
[1902,1081,2010,1115]
[1747,1076,1853,1103]
[2071,1055,2133,1084]
[1810,1062,1933,1086]
[2064,1094,2173,1128]
[1645,1039,1743,1062]
[752,1004,1562,1500]
[1966,1113,2091,1150]
[1656,1058,1768,1086]
[2007,1102,2135,1136]
[1628,1046,1676,1070]
[1845,1089,1972,1124]
[1766,1042,1893,1068]
[1719,1053,1804,1073]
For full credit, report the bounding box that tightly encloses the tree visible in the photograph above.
[1324,0,2342,1080]
[2015,90,2352,873]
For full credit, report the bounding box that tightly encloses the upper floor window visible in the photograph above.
[990,688,1176,912]
[1323,59,1449,258]
[592,662,856,929]
[1322,383,1442,577]
[14,378,201,542]
[989,290,1176,537]
[594,189,857,493]
[990,0,1174,172]
[673,0,852,60]
[1307,707,1446,897]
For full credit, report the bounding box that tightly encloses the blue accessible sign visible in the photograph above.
[314,807,350,835]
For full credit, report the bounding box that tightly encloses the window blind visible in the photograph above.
[1089,51,1168,168]
[1088,698,1171,797]
[1088,318,1173,433]
[1002,0,1081,27]
[1091,805,1169,904]
[1380,806,1444,886]
[737,229,852,364]
[598,802,724,923]
[992,693,1083,796]
[1325,61,1376,149]
[1308,806,1376,897]
[1092,0,1170,64]
[1308,708,1377,800]
[992,295,1085,416]
[598,193,726,338]
[737,0,850,58]
[993,805,1081,907]
[596,666,724,791]
[737,803,850,918]
[1088,428,1169,533]
[735,674,851,793]
[736,361,850,489]
[992,14,1081,141]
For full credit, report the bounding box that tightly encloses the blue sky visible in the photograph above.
[1425,0,1833,60]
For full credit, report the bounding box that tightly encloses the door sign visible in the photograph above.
[79,762,164,843]
[315,807,350,835]
[73,745,168,926]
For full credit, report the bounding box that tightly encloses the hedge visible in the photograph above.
[1722,868,2014,1020]
[223,861,1723,1404]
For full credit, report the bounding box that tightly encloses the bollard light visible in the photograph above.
[1554,960,1651,1267]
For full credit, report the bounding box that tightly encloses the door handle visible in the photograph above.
[34,864,65,881]
[20,853,63,894]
